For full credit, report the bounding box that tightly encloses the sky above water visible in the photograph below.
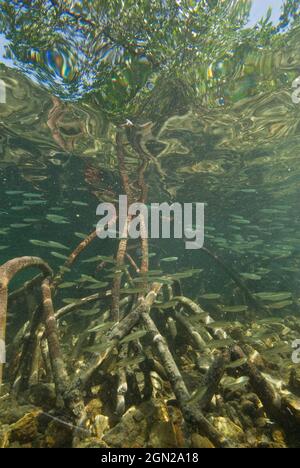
[248,0,284,25]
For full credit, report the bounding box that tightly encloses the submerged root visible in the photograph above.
[141,311,231,448]
[231,346,300,431]
[2,132,300,449]
[41,279,69,406]
[2,257,300,448]
[0,257,53,393]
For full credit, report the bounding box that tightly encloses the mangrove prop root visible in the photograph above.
[137,159,149,204]
[198,351,229,410]
[0,257,53,392]
[140,349,169,382]
[174,296,227,340]
[141,312,191,399]
[9,229,106,386]
[12,304,44,393]
[125,253,140,273]
[136,156,149,275]
[174,295,206,315]
[55,291,112,321]
[8,274,43,304]
[165,285,205,348]
[174,311,207,351]
[141,311,230,448]
[116,131,134,203]
[26,290,38,321]
[8,321,28,383]
[166,316,178,342]
[111,131,149,320]
[41,279,69,404]
[111,133,135,322]
[139,221,149,278]
[111,131,135,322]
[11,226,114,390]
[69,284,162,393]
[115,353,128,417]
[28,326,44,387]
[10,227,113,390]
[231,346,297,429]
[53,230,97,286]
[83,297,130,354]
[40,337,52,382]
[111,233,130,322]
[54,215,116,286]
[123,266,135,289]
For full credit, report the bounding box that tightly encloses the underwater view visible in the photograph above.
[1,0,300,450]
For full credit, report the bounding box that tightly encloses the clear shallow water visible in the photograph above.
[0,0,300,449]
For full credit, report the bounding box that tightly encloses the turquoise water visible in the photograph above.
[0,0,300,449]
